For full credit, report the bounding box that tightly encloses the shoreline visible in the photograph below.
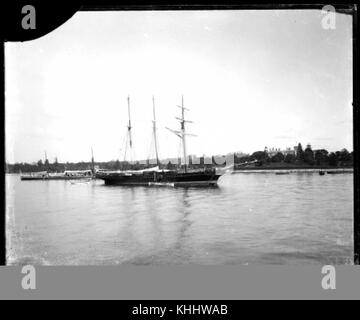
[231,167,354,174]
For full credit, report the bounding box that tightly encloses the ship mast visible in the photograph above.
[166,95,194,173]
[152,96,160,167]
[124,96,133,163]
[179,96,187,172]
[44,151,48,171]
[127,95,133,150]
[91,147,95,173]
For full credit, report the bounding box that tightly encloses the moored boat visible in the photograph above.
[21,170,93,181]
[326,170,352,174]
[96,96,223,187]
[275,171,290,175]
[20,171,49,181]
[96,167,221,187]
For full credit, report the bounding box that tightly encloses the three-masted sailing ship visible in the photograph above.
[95,96,222,187]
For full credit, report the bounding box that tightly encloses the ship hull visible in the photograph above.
[96,170,221,187]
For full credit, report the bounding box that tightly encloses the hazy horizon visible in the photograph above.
[5,10,353,163]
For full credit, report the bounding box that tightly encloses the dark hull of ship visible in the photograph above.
[96,170,221,187]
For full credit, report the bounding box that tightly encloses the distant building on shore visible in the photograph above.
[265,146,297,157]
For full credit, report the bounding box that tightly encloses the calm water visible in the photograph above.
[6,172,353,265]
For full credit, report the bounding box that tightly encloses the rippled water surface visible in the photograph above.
[6,173,353,265]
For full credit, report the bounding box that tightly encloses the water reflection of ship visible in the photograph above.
[96,96,222,187]
[178,188,192,236]
[172,188,192,261]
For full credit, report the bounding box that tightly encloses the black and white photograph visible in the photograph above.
[5,7,355,267]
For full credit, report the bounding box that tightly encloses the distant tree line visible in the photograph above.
[5,157,93,174]
[234,143,353,168]
[6,158,176,174]
[6,158,212,173]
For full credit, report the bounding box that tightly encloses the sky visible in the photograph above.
[5,10,353,163]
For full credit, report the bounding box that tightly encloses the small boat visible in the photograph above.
[275,171,290,175]
[20,171,48,180]
[319,171,325,176]
[21,147,97,181]
[327,171,344,175]
[62,170,93,179]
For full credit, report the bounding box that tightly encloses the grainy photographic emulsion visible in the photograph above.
[4,6,355,267]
